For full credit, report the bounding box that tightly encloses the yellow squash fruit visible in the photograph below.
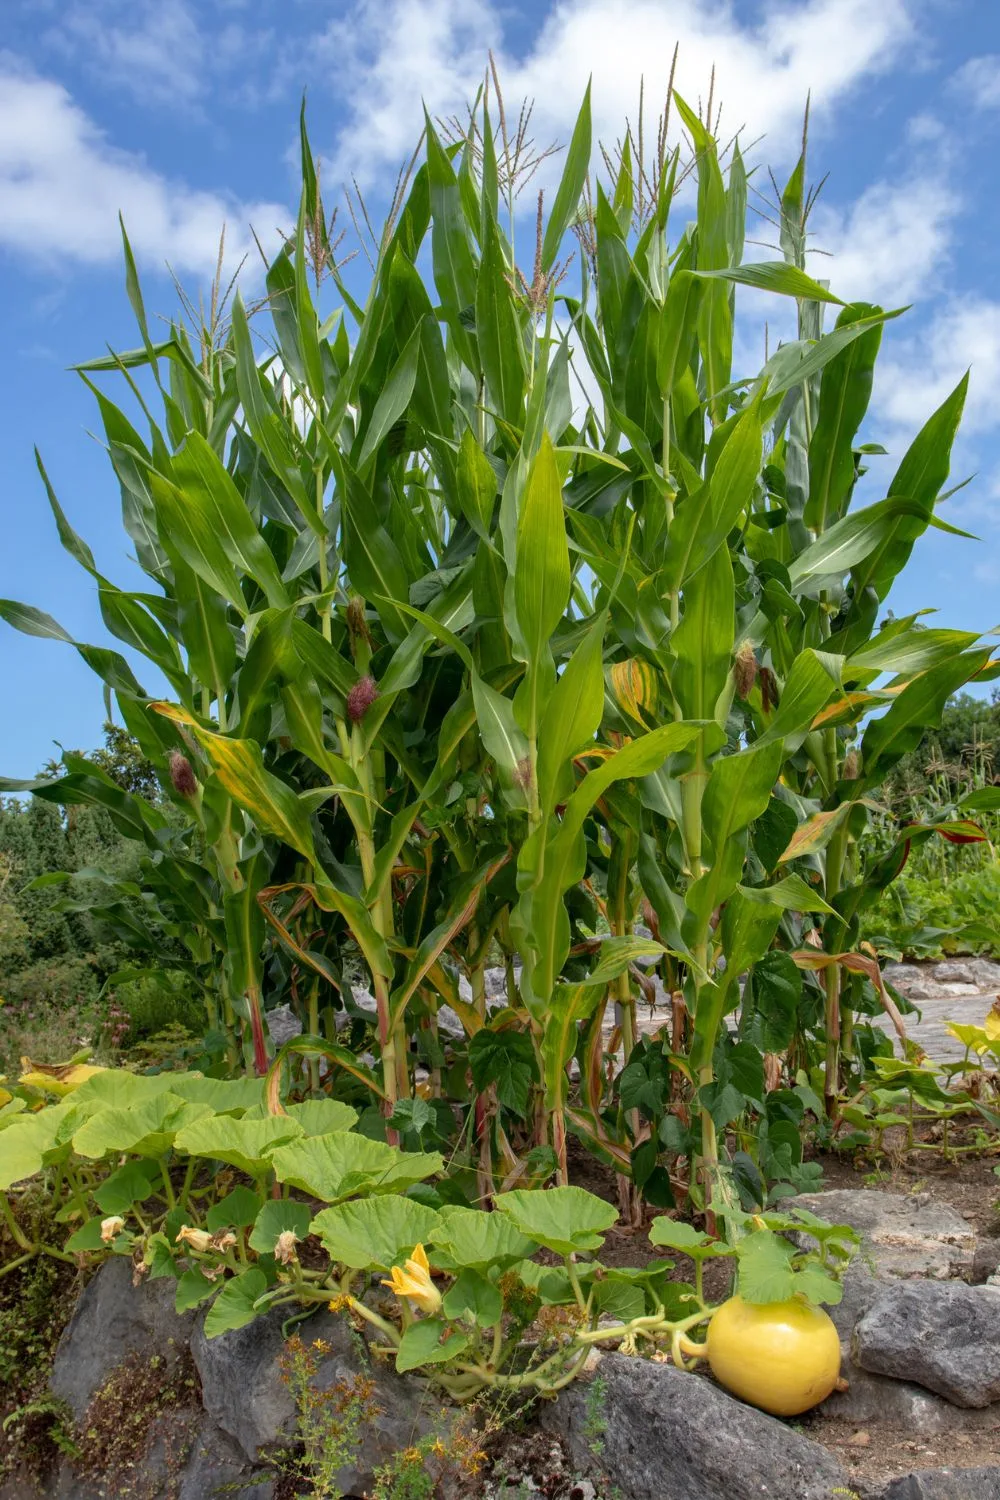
[705,1294,841,1417]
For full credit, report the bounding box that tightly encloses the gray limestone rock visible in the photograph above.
[49,1256,197,1423]
[815,1363,997,1433]
[967,960,1000,991]
[543,1355,853,1500]
[855,1281,1000,1408]
[786,1189,976,1281]
[880,1468,1000,1500]
[192,1305,446,1492]
[265,1004,302,1047]
[929,961,980,990]
[884,964,946,1000]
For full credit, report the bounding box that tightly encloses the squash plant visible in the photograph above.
[0,1065,857,1406]
[1,76,994,1212]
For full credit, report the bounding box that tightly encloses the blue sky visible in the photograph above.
[2,0,999,777]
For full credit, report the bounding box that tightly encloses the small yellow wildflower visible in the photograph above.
[381,1243,442,1316]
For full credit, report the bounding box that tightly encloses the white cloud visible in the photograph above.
[866,298,1000,537]
[318,0,917,188]
[44,0,206,107]
[318,0,500,185]
[807,172,961,305]
[951,54,1000,111]
[34,0,283,112]
[0,56,287,278]
[875,298,1000,440]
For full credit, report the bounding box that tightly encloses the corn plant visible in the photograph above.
[2,75,993,1209]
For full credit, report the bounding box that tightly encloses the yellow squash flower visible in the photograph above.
[381,1243,441,1315]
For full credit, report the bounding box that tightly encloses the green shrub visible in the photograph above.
[112,973,204,1045]
[2,954,102,1012]
[862,861,1000,959]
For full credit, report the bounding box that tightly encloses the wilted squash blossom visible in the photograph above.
[274,1229,299,1265]
[382,1244,442,1316]
[100,1216,126,1243]
[175,1225,212,1254]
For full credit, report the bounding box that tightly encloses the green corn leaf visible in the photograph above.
[657,269,701,398]
[169,433,289,608]
[471,674,530,808]
[514,433,571,664]
[477,212,526,426]
[536,610,608,812]
[852,374,969,602]
[672,547,735,723]
[541,981,604,1112]
[230,294,316,527]
[152,704,321,863]
[692,262,843,305]
[524,722,703,998]
[806,303,882,531]
[586,936,669,984]
[425,115,478,367]
[860,647,993,781]
[663,397,762,590]
[686,743,785,926]
[755,649,843,749]
[0,601,74,642]
[357,322,421,467]
[763,305,906,399]
[541,82,592,271]
[455,428,497,539]
[736,875,835,916]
